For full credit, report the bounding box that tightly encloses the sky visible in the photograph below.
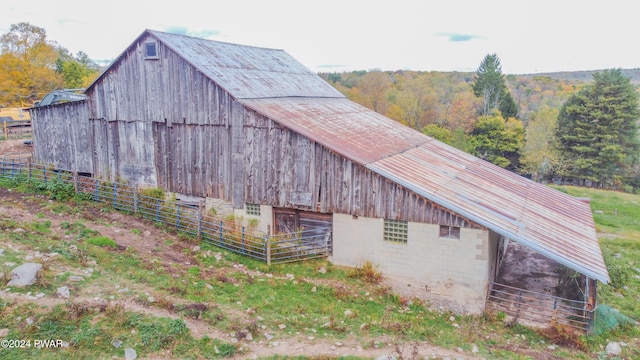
[2,0,638,74]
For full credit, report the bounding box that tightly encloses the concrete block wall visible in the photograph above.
[205,197,234,218]
[332,213,491,311]
[233,204,273,234]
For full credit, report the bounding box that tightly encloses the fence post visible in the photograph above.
[197,200,203,241]
[176,205,181,231]
[28,162,32,180]
[133,190,138,215]
[112,182,117,208]
[43,166,47,183]
[266,225,271,265]
[242,227,245,254]
[73,172,78,193]
[93,179,99,202]
[266,236,271,266]
[219,220,223,246]
[155,200,161,222]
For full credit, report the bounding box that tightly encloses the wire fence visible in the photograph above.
[0,159,332,265]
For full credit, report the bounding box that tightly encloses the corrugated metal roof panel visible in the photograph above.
[149,30,344,99]
[242,97,610,283]
[241,98,429,164]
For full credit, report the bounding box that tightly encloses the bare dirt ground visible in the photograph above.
[0,138,482,359]
[0,137,32,160]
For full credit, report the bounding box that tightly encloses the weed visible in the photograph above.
[540,323,587,351]
[348,260,383,284]
[188,266,201,277]
[218,342,237,356]
[131,228,142,235]
[29,219,51,233]
[85,236,117,248]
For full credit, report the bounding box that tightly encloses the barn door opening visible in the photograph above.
[273,208,333,255]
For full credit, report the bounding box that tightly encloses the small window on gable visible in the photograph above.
[245,203,261,216]
[439,225,460,239]
[384,219,408,243]
[144,41,158,59]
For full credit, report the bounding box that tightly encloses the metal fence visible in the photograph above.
[0,159,332,265]
[487,282,593,333]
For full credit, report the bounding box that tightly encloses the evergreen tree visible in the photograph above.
[557,69,640,186]
[471,53,518,119]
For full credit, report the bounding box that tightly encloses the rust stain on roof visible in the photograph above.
[242,97,609,283]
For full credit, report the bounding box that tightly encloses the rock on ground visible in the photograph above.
[606,341,622,355]
[125,347,137,360]
[7,263,42,287]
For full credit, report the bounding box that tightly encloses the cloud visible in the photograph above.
[316,64,347,69]
[161,26,220,38]
[436,32,485,42]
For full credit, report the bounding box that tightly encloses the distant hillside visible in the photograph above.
[517,68,640,85]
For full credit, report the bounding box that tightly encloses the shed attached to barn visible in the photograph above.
[30,30,609,313]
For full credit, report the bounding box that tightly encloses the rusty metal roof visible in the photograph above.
[242,97,610,283]
[87,29,608,283]
[148,30,344,99]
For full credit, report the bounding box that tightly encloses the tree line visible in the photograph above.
[2,23,638,192]
[321,56,640,192]
[0,23,100,107]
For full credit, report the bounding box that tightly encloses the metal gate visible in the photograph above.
[271,208,333,263]
[487,282,593,332]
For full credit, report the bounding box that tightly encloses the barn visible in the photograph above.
[30,30,609,316]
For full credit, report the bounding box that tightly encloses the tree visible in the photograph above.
[469,113,524,170]
[0,23,63,105]
[56,49,100,88]
[422,123,453,144]
[557,69,640,186]
[471,53,518,119]
[521,107,563,181]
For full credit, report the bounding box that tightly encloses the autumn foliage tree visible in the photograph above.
[0,22,100,106]
[0,23,62,106]
[469,114,524,171]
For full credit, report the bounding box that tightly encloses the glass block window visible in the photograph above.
[245,203,261,216]
[384,219,408,243]
[439,225,460,239]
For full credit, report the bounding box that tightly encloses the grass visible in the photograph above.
[1,178,639,358]
[557,186,640,358]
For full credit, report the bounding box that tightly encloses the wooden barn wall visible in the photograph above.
[78,33,479,228]
[31,101,93,174]
[87,34,231,126]
[242,110,481,229]
[153,121,232,200]
[84,119,158,185]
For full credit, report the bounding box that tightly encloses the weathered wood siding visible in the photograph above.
[242,110,480,229]
[31,101,93,173]
[87,33,232,126]
[34,33,479,229]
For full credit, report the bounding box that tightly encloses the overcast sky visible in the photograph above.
[2,0,637,74]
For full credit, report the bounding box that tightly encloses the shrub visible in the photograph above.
[347,260,383,284]
[602,250,631,291]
